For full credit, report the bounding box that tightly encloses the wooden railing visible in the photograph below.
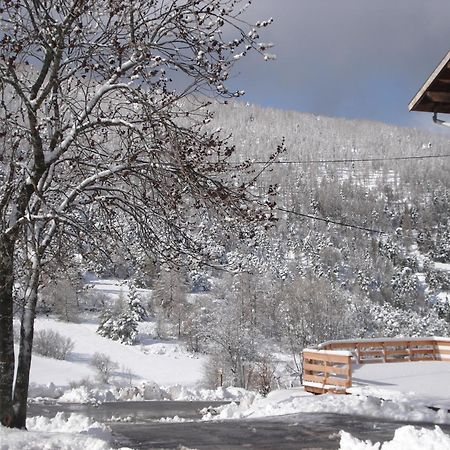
[303,349,352,394]
[303,337,450,394]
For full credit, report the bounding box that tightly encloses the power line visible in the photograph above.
[276,206,386,234]
[237,153,450,166]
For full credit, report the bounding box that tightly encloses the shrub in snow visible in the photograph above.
[33,329,75,360]
[90,353,118,385]
[249,355,277,397]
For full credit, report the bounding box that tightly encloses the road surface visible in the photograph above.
[28,401,450,449]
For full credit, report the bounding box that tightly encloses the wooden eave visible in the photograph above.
[409,50,450,114]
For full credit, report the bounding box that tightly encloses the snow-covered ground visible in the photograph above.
[201,388,450,449]
[5,278,450,449]
[29,317,205,388]
[0,413,132,450]
[202,388,450,424]
[350,361,450,410]
[341,426,450,450]
[23,278,206,390]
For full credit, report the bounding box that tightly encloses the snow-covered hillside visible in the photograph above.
[25,279,206,395]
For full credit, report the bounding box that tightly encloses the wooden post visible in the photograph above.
[346,355,352,388]
[323,359,328,393]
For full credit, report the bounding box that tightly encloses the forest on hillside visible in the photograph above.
[37,102,450,391]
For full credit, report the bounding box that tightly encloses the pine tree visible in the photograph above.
[127,281,147,322]
[97,290,138,345]
[97,312,138,345]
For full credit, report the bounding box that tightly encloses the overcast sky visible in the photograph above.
[230,0,450,131]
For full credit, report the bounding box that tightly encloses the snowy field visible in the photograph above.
[29,317,205,388]
[3,278,450,449]
[350,361,450,410]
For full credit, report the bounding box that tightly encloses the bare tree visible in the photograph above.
[0,0,279,428]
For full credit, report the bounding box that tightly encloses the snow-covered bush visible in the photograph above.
[90,353,118,384]
[33,330,75,360]
[249,355,277,397]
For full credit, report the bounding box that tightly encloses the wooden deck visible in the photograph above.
[303,337,450,394]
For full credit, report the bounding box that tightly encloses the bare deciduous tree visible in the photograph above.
[0,0,278,427]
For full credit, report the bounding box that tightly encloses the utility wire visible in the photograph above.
[235,153,450,166]
[276,206,386,235]
[229,153,449,233]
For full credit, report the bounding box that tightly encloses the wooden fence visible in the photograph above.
[303,349,352,394]
[303,337,450,394]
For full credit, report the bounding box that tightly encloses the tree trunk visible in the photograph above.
[12,312,36,429]
[0,236,16,427]
[11,253,41,429]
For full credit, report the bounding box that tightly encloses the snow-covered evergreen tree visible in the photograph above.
[97,312,138,346]
[97,291,138,345]
[127,281,147,322]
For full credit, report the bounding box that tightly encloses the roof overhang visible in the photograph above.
[409,50,450,114]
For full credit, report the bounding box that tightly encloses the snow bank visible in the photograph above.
[30,380,255,404]
[0,413,132,450]
[0,427,112,450]
[340,425,450,449]
[28,382,64,399]
[165,385,255,402]
[202,388,450,424]
[28,412,110,440]
[58,386,118,404]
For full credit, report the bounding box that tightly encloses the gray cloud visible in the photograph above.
[229,0,450,130]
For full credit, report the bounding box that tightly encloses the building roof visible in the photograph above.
[409,50,450,114]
